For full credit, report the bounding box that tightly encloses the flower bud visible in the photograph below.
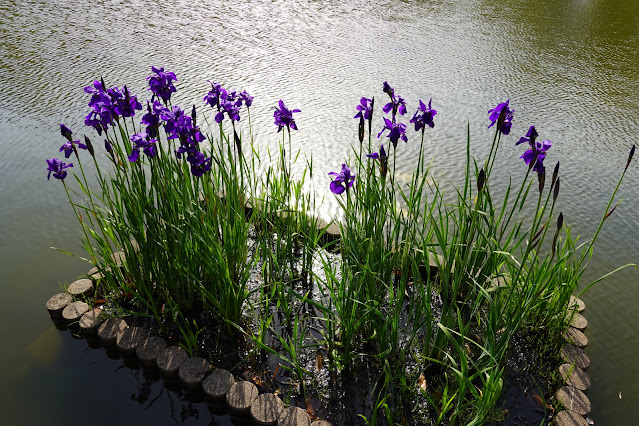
[538,169,545,193]
[551,161,559,190]
[557,212,563,230]
[84,135,94,157]
[477,168,486,193]
[358,116,365,144]
[625,145,635,171]
[553,176,560,202]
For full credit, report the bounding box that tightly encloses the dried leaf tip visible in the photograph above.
[604,201,620,221]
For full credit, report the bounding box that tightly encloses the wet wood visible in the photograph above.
[67,278,94,298]
[569,296,585,313]
[136,336,167,367]
[202,368,235,400]
[568,312,588,330]
[278,406,311,426]
[62,301,89,322]
[178,357,211,390]
[562,327,588,348]
[250,393,284,425]
[555,386,591,416]
[46,293,73,319]
[560,344,590,370]
[553,410,588,426]
[157,346,188,378]
[97,318,128,346]
[559,364,591,392]
[116,326,146,357]
[226,381,258,413]
[79,308,104,335]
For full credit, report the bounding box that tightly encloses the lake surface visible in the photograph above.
[1,0,638,424]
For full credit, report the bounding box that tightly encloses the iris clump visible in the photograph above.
[46,68,635,426]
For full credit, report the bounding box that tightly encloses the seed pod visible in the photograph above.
[477,168,486,193]
[538,169,545,193]
[557,212,563,230]
[84,135,94,157]
[551,161,560,190]
[553,177,560,202]
[358,116,365,144]
[625,145,635,171]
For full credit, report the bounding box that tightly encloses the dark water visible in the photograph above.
[1,0,638,424]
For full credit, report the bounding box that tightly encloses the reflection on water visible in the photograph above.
[1,0,638,423]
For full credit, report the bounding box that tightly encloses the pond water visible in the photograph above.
[1,0,638,424]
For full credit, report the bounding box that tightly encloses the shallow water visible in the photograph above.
[1,0,638,424]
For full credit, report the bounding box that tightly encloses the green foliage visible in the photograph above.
[55,81,633,425]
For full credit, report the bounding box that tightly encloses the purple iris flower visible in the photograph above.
[354,97,373,120]
[378,118,408,148]
[381,82,407,117]
[204,81,227,110]
[488,100,514,135]
[112,86,142,118]
[239,90,254,108]
[84,80,110,109]
[147,66,177,104]
[328,163,356,195]
[46,158,73,181]
[83,80,119,134]
[216,98,241,123]
[59,139,88,159]
[273,100,301,132]
[410,99,437,131]
[521,139,552,175]
[141,100,164,138]
[187,151,212,177]
[128,132,158,162]
[516,125,538,146]
[60,124,74,141]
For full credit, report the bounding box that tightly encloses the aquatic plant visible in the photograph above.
[45,68,635,425]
